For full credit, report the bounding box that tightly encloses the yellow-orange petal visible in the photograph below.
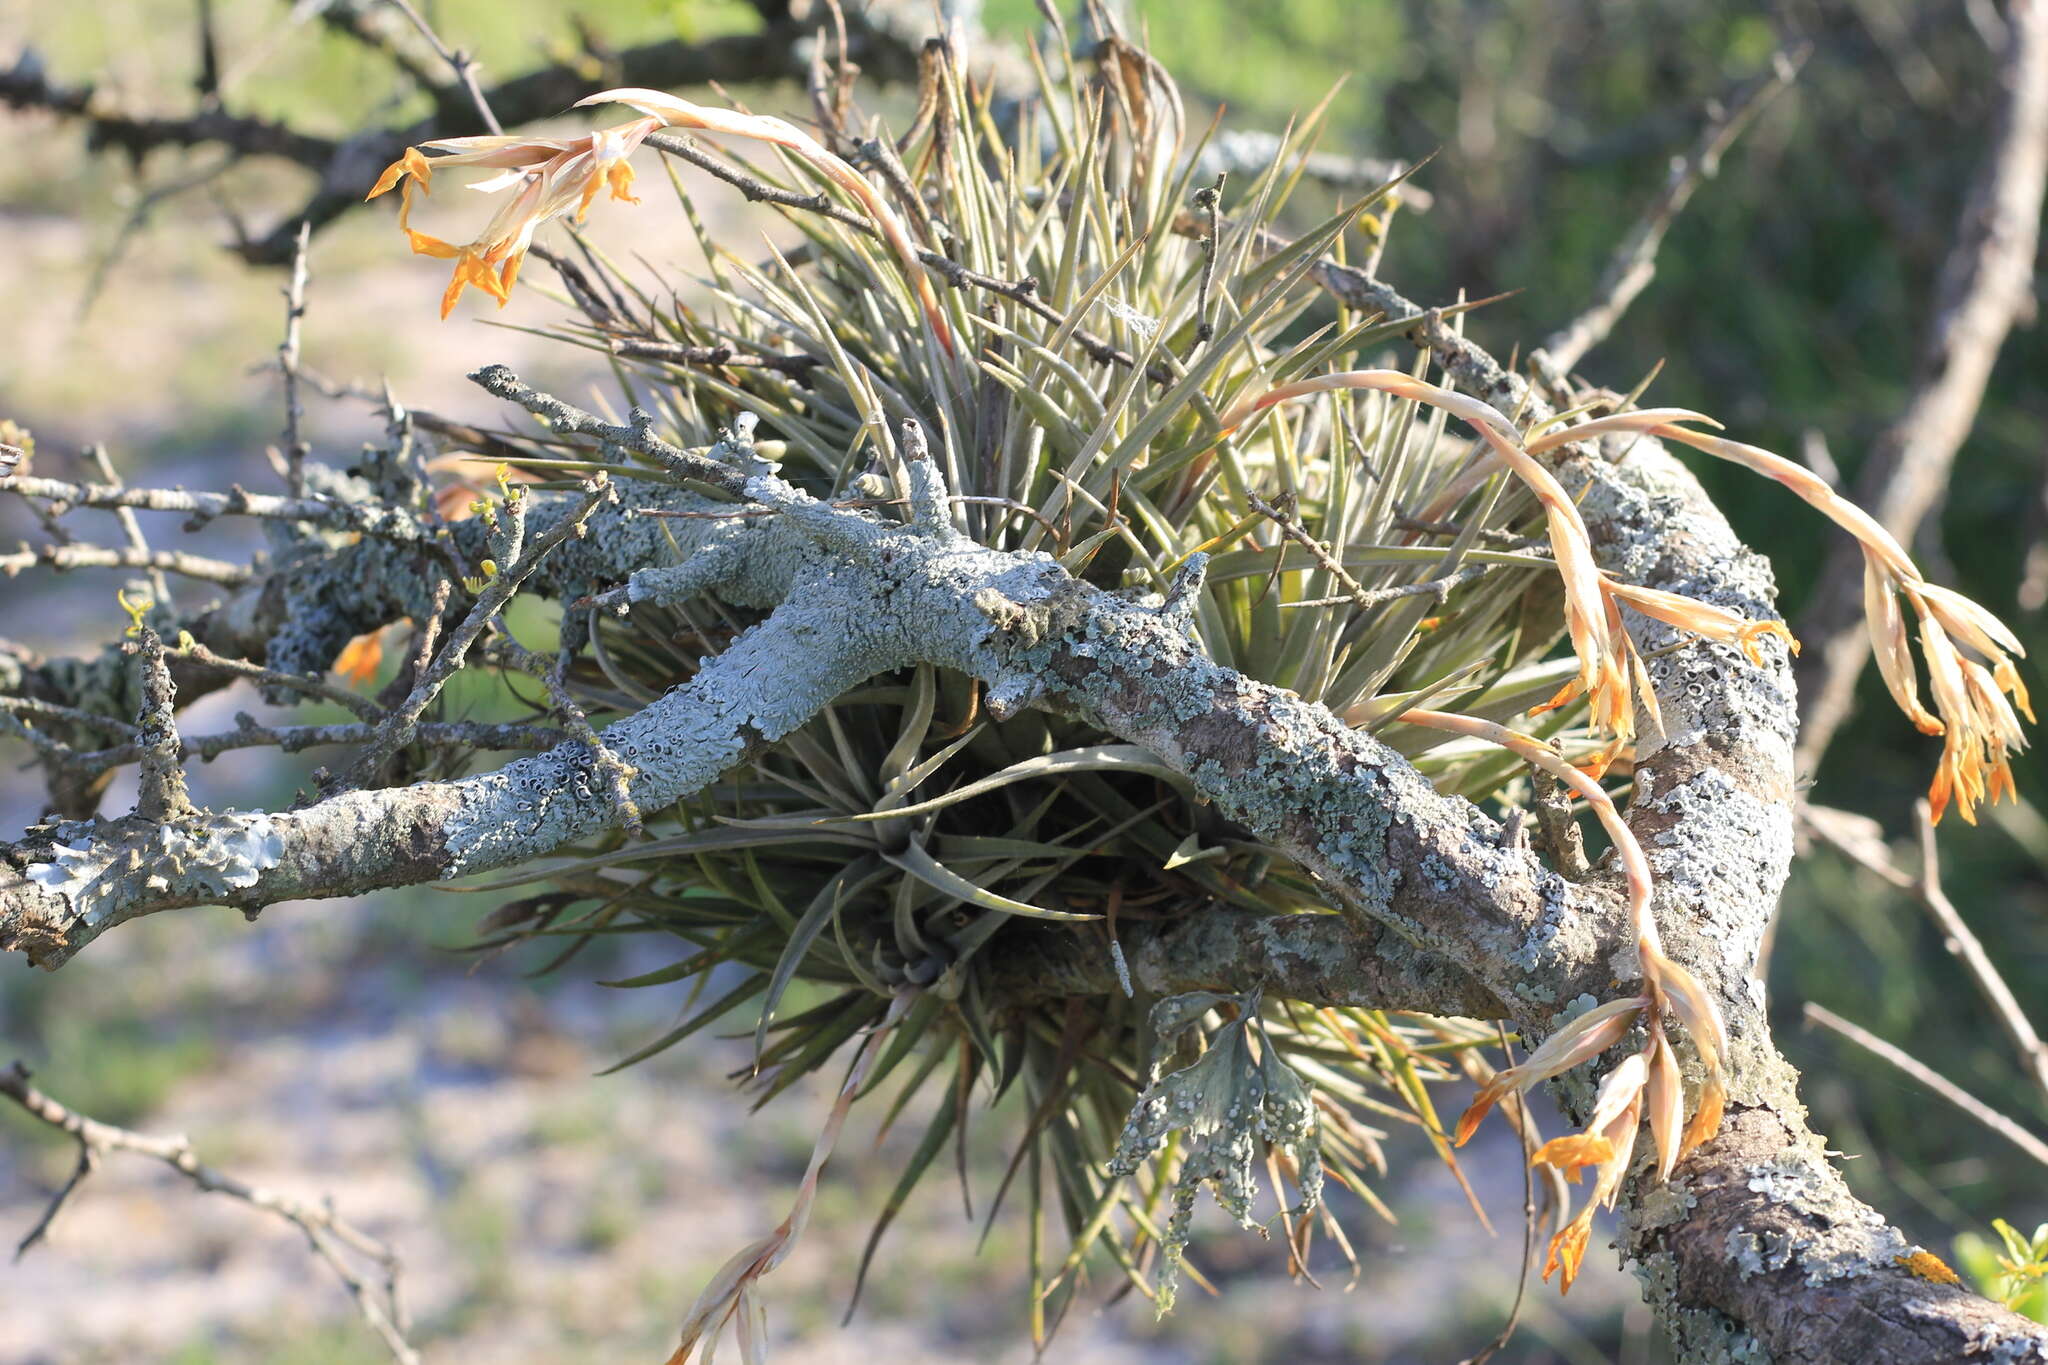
[1544,1213,1595,1293]
[1530,677,1584,717]
[1738,619,1798,665]
[404,229,460,259]
[1531,1133,1614,1177]
[496,250,527,306]
[1679,1073,1725,1160]
[1454,1090,1501,1147]
[331,629,385,685]
[367,159,409,201]
[440,249,508,319]
[1996,656,2035,724]
[368,146,433,201]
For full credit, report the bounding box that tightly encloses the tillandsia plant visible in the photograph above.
[3,12,2045,1365]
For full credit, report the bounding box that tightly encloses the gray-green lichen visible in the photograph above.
[1109,991,1322,1315]
[1741,1147,1909,1286]
[25,811,284,930]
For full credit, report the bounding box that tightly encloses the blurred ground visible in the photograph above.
[0,897,1651,1364]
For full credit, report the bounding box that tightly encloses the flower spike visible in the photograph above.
[1528,408,2032,819]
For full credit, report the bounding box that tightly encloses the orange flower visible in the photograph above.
[1402,707,1734,1292]
[330,628,387,685]
[574,89,954,355]
[368,120,662,317]
[1528,410,2032,821]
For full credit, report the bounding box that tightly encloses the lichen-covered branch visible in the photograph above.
[3,347,2043,1361]
[1280,241,2048,1365]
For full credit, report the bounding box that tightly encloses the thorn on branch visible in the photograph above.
[898,418,951,533]
[1160,552,1208,632]
[1529,767,1591,881]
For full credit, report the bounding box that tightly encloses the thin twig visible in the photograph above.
[1,1060,417,1364]
[381,0,502,134]
[1536,44,1807,378]
[279,220,312,498]
[1190,173,1224,350]
[469,365,750,495]
[0,694,135,737]
[491,639,641,834]
[0,540,250,586]
[1278,570,1492,610]
[1459,1023,1540,1365]
[611,337,824,381]
[0,475,426,540]
[1803,801,2048,1106]
[84,444,173,607]
[166,635,386,721]
[69,715,567,778]
[1250,491,1491,612]
[346,475,613,784]
[1803,1004,2048,1170]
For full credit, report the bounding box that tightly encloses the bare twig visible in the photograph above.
[1803,1004,2048,1170]
[611,337,824,382]
[0,540,250,586]
[346,472,614,784]
[492,639,642,834]
[0,475,426,541]
[469,365,750,495]
[0,52,336,163]
[1250,490,1494,611]
[380,0,503,134]
[1458,1023,1541,1365]
[1536,44,1807,379]
[0,694,135,738]
[1190,174,1224,350]
[84,444,173,607]
[1793,3,2048,771]
[278,220,312,498]
[68,715,567,778]
[1,1060,417,1364]
[167,635,386,722]
[1803,800,2048,1106]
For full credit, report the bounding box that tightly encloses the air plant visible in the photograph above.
[358,15,2028,1360]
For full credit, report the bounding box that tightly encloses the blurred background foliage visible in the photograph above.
[1,0,2044,1360]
